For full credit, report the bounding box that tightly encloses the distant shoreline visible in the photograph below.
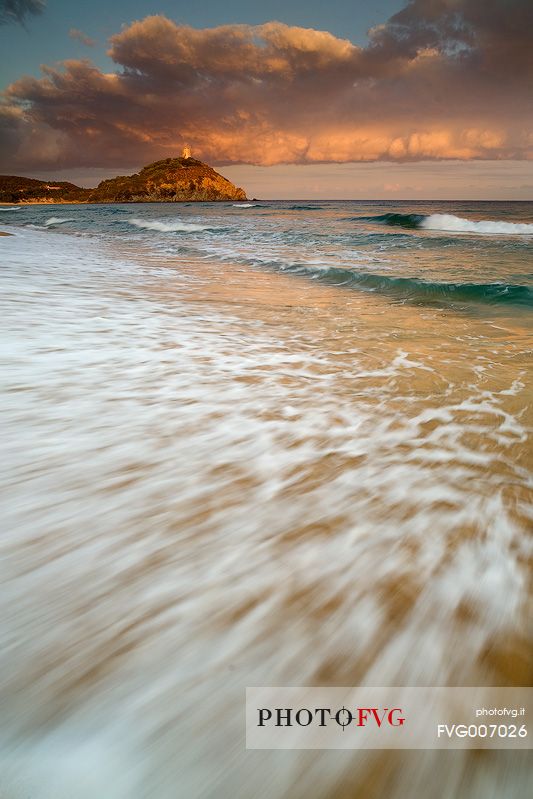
[0,200,90,206]
[0,158,247,204]
[0,199,252,205]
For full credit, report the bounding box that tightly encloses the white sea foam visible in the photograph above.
[232,203,258,208]
[129,218,214,233]
[44,217,75,226]
[1,224,531,799]
[0,206,21,211]
[421,213,533,235]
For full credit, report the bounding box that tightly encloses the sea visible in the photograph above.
[1,200,532,797]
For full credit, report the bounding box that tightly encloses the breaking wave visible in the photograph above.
[44,217,75,226]
[364,212,533,235]
[0,206,21,211]
[232,203,259,208]
[275,263,533,307]
[366,213,425,229]
[422,213,533,235]
[129,218,216,233]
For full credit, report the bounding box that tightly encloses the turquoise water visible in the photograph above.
[3,200,533,307]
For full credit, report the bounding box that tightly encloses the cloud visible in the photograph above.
[69,28,96,48]
[367,0,532,71]
[0,0,45,27]
[1,1,531,170]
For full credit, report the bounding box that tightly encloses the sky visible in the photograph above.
[0,0,532,199]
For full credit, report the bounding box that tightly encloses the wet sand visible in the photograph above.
[0,224,531,798]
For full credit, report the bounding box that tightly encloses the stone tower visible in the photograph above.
[182,144,192,159]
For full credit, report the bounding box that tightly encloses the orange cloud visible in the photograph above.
[0,1,531,171]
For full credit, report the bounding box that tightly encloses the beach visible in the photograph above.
[1,201,532,797]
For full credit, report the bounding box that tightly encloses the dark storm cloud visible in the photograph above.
[0,0,45,26]
[367,0,533,71]
[1,0,531,170]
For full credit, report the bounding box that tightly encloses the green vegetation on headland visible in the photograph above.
[0,175,89,203]
[0,158,247,203]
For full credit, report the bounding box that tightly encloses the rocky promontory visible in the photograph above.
[89,158,247,202]
[0,157,247,204]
